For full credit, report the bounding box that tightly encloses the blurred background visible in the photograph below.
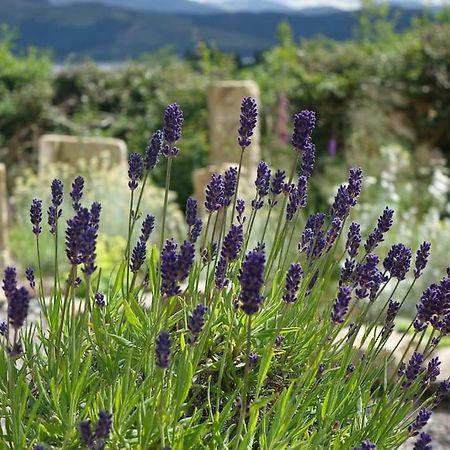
[1,0,450,316]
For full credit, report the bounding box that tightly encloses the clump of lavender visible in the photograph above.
[238,97,258,149]
[238,246,266,315]
[156,331,171,369]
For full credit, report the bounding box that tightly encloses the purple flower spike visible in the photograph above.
[205,173,224,213]
[8,286,29,330]
[238,97,258,149]
[48,178,64,234]
[2,266,17,302]
[414,242,431,279]
[89,202,102,230]
[95,410,112,441]
[326,217,343,250]
[353,440,376,450]
[70,176,84,211]
[413,432,432,450]
[140,214,155,243]
[347,168,363,203]
[292,109,316,151]
[189,218,202,244]
[221,224,244,262]
[79,420,94,448]
[0,321,7,336]
[186,197,198,226]
[434,379,450,405]
[156,331,171,369]
[283,263,303,304]
[239,246,266,315]
[144,129,163,170]
[130,241,146,273]
[271,169,286,196]
[163,103,183,149]
[424,357,441,384]
[402,352,424,389]
[95,292,106,307]
[30,199,43,235]
[299,141,316,179]
[223,166,238,207]
[128,153,143,190]
[331,286,352,324]
[249,351,259,369]
[346,222,361,258]
[236,199,246,224]
[383,243,412,281]
[25,266,35,290]
[177,240,195,281]
[340,258,357,286]
[255,160,271,198]
[187,304,208,344]
[409,408,432,436]
[364,207,395,253]
[286,187,300,222]
[161,239,180,297]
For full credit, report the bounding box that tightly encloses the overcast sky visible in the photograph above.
[194,0,448,10]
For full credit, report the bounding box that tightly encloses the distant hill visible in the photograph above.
[0,0,425,61]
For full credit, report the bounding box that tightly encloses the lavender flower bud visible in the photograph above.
[414,242,431,279]
[8,286,29,330]
[434,379,450,405]
[326,217,342,250]
[48,178,64,234]
[292,109,316,151]
[254,160,271,198]
[239,246,266,315]
[364,207,394,253]
[353,440,376,450]
[70,176,84,211]
[331,286,352,324]
[189,218,202,244]
[409,408,432,436]
[2,266,17,302]
[177,240,195,281]
[249,352,259,369]
[205,173,224,213]
[223,166,238,207]
[347,167,363,203]
[424,357,440,384]
[161,239,179,297]
[144,129,163,170]
[95,292,106,307]
[270,169,286,196]
[215,256,229,289]
[383,243,412,281]
[94,410,112,441]
[187,304,208,344]
[236,199,245,224]
[275,335,285,347]
[340,258,356,286]
[299,141,316,179]
[25,266,35,290]
[139,214,155,243]
[128,153,143,190]
[402,352,424,389]
[346,222,361,258]
[238,97,258,149]
[0,322,7,336]
[413,432,432,450]
[156,331,171,369]
[30,199,43,235]
[163,103,183,156]
[89,202,102,230]
[186,197,198,226]
[221,224,244,262]
[282,263,303,304]
[79,420,94,448]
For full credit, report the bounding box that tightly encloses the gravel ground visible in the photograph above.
[2,299,450,448]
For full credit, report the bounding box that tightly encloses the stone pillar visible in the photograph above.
[38,134,127,174]
[0,163,9,275]
[208,80,261,170]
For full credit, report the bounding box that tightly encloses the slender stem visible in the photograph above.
[126,190,135,298]
[159,157,173,253]
[234,314,252,448]
[230,149,245,227]
[260,206,273,243]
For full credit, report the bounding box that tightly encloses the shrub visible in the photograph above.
[0,100,448,449]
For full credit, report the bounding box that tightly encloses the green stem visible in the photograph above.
[159,157,173,253]
[230,149,245,227]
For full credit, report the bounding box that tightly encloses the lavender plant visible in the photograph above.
[1,99,449,450]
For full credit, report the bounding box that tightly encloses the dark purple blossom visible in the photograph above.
[2,266,17,302]
[255,160,271,198]
[155,331,171,369]
[65,207,95,268]
[186,197,198,226]
[326,217,342,250]
[89,202,102,230]
[130,241,146,273]
[249,352,259,369]
[409,409,432,436]
[215,257,229,289]
[346,222,361,258]
[402,352,424,389]
[139,214,155,243]
[346,363,356,374]
[48,178,64,234]
[144,129,163,170]
[30,199,43,235]
[161,239,180,297]
[299,141,316,179]
[205,173,224,213]
[270,169,286,196]
[353,440,376,450]
[383,300,400,335]
[424,357,440,384]
[128,153,143,190]
[79,420,94,448]
[347,167,363,203]
[239,246,266,315]
[434,379,450,405]
[236,199,245,224]
[275,335,285,346]
[177,240,195,281]
[221,224,244,262]
[413,432,432,450]
[8,286,29,330]
[0,321,7,336]
[292,109,316,151]
[25,266,35,290]
[95,292,106,307]
[282,263,303,304]
[187,304,208,344]
[163,103,183,156]
[340,258,356,286]
[286,187,300,222]
[189,218,202,244]
[223,166,238,207]
[355,254,384,301]
[94,410,112,441]
[238,97,258,148]
[414,242,431,278]
[331,286,352,324]
[383,243,412,281]
[364,207,395,253]
[70,176,84,211]
[298,228,314,253]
